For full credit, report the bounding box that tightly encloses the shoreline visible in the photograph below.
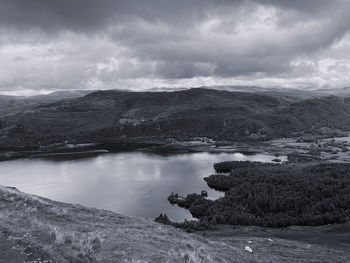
[0,140,268,162]
[1,130,350,163]
[0,137,346,164]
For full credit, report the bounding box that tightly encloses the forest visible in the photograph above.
[160,162,350,230]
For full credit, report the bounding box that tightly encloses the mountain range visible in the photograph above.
[1,87,350,149]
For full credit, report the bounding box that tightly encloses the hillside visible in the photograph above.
[0,90,93,115]
[1,185,349,262]
[0,88,350,149]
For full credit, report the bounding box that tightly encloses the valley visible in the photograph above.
[1,87,350,262]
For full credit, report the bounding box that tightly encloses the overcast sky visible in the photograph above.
[1,0,350,95]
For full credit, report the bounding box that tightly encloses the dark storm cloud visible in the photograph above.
[0,0,120,32]
[1,0,350,94]
[0,0,339,33]
[0,0,241,32]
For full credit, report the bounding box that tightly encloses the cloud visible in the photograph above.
[0,0,350,94]
[0,0,242,32]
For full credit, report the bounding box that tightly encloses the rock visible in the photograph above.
[245,246,253,254]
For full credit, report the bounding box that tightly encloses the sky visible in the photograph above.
[1,0,350,95]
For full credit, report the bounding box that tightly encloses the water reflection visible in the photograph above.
[0,152,286,221]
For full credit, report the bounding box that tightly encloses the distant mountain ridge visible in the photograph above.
[0,88,350,148]
[143,85,350,98]
[0,90,95,115]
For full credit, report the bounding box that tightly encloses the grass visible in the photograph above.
[1,185,349,262]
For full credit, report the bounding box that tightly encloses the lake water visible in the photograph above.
[0,151,286,221]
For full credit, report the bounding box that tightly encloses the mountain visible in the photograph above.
[0,88,350,148]
[29,90,94,101]
[145,85,325,100]
[0,90,95,116]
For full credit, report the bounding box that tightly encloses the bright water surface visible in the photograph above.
[0,152,286,221]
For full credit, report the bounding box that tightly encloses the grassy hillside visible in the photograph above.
[1,88,350,148]
[1,185,349,262]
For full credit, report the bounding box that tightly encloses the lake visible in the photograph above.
[0,151,286,221]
